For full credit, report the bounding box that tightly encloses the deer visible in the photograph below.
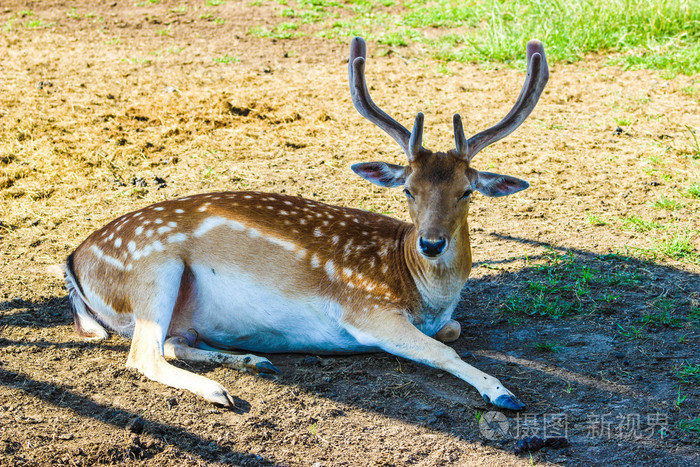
[57,37,548,411]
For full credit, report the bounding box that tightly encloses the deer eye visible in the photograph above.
[404,188,414,200]
[460,189,473,200]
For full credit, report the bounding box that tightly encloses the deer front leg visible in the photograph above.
[342,310,524,410]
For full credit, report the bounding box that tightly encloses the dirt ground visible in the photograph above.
[1,1,699,465]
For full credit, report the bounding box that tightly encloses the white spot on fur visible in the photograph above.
[154,207,164,211]
[90,245,125,271]
[167,233,187,243]
[114,238,122,248]
[168,221,177,228]
[175,209,184,214]
[314,227,322,237]
[157,226,172,235]
[325,260,336,279]
[194,216,245,237]
[310,254,320,268]
[146,229,154,238]
[135,226,144,236]
[267,236,296,252]
[128,241,136,253]
[155,219,163,224]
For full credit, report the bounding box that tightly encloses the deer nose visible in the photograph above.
[418,235,448,258]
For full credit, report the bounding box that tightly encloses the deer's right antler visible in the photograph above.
[348,37,424,161]
[455,40,549,161]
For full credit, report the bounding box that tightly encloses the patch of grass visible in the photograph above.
[654,230,698,263]
[253,0,700,73]
[212,53,240,64]
[250,22,304,39]
[207,0,226,5]
[586,213,608,226]
[532,341,563,352]
[679,418,700,438]
[651,195,685,211]
[501,251,648,319]
[690,307,700,323]
[213,17,226,25]
[617,323,646,340]
[157,26,171,36]
[676,362,700,384]
[24,18,53,29]
[67,7,80,19]
[619,215,663,232]
[681,85,697,97]
[170,5,188,14]
[639,311,684,329]
[685,182,700,199]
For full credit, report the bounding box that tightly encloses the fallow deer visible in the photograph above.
[59,37,548,411]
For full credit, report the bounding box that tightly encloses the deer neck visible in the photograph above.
[402,222,472,312]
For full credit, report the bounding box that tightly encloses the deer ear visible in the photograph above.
[351,162,407,188]
[475,171,529,197]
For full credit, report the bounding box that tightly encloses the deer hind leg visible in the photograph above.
[163,334,279,375]
[343,310,524,411]
[125,262,235,406]
[434,319,461,343]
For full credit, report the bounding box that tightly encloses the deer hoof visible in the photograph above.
[488,393,525,411]
[203,383,236,407]
[255,360,280,375]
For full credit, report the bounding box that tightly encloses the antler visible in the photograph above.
[455,40,549,161]
[349,37,423,161]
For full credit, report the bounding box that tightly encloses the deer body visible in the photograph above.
[62,37,548,410]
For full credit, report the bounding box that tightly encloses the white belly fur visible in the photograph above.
[188,264,377,354]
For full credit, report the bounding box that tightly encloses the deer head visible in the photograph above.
[349,37,548,259]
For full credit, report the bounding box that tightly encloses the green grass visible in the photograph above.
[212,54,240,64]
[250,0,700,74]
[586,213,608,226]
[676,362,700,384]
[619,215,663,232]
[24,18,53,28]
[685,182,700,199]
[617,323,646,340]
[532,341,563,352]
[654,230,698,263]
[679,418,700,439]
[502,251,647,319]
[651,196,685,211]
[250,22,304,39]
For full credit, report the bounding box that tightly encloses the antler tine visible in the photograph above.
[464,39,549,161]
[409,113,424,159]
[453,113,468,159]
[348,37,416,160]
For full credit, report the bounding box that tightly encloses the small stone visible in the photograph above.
[126,416,145,434]
[166,397,178,409]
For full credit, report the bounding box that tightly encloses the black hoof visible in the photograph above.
[256,361,280,374]
[493,394,525,411]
